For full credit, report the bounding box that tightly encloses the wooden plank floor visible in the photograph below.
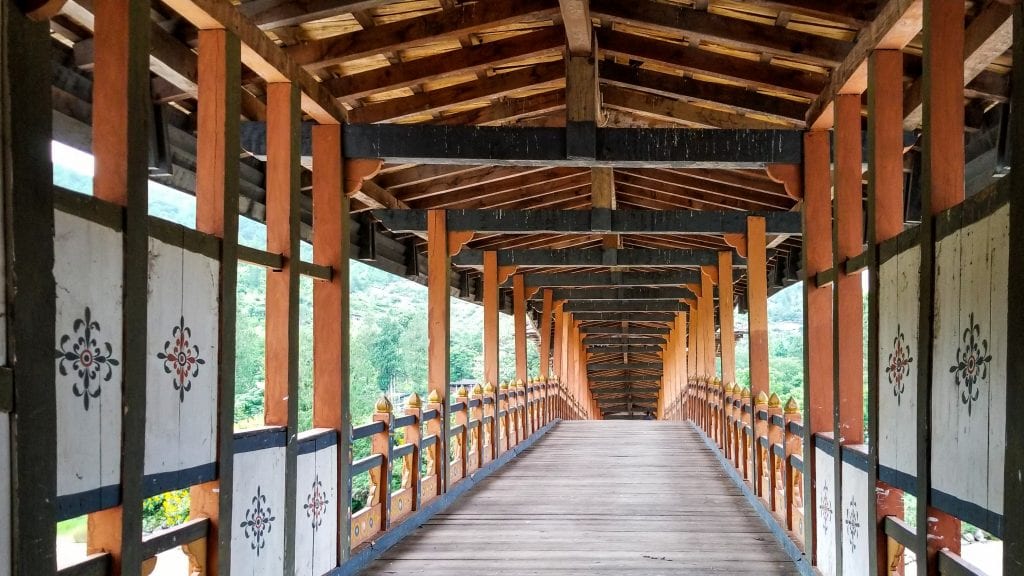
[361,421,800,575]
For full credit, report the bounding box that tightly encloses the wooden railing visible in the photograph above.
[346,376,576,556]
[686,378,805,550]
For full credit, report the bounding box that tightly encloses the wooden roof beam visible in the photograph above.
[453,247,742,268]
[238,0,395,31]
[589,374,662,382]
[903,0,1012,129]
[558,0,594,56]
[602,85,795,130]
[326,27,566,103]
[597,28,827,98]
[567,301,687,312]
[436,90,566,126]
[539,287,695,302]
[432,173,592,211]
[584,335,667,344]
[591,0,852,67]
[284,0,560,69]
[521,270,701,288]
[736,0,876,27]
[805,0,923,129]
[405,166,583,205]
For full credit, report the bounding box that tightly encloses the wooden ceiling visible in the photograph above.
[46,0,1014,415]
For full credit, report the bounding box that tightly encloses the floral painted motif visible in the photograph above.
[819,483,833,535]
[845,495,861,551]
[156,315,205,403]
[949,312,992,416]
[239,486,276,557]
[886,326,914,405]
[303,475,329,531]
[55,306,119,411]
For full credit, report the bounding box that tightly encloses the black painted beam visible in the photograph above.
[570,312,676,322]
[523,270,700,288]
[534,287,696,301]
[583,336,667,345]
[588,362,663,371]
[581,325,671,335]
[374,209,802,235]
[589,374,662,382]
[564,300,687,313]
[452,247,745,268]
[585,345,664,353]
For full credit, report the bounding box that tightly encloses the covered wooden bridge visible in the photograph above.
[0,0,1022,575]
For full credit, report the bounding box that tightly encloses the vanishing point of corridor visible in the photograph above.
[363,421,799,575]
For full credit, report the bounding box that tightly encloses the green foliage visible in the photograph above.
[142,490,190,534]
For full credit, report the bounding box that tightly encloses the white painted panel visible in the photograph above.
[53,212,123,510]
[0,412,10,576]
[312,439,338,574]
[232,441,286,576]
[841,460,869,576]
[878,245,921,488]
[930,225,961,505]
[985,206,1009,517]
[294,448,316,576]
[145,238,185,482]
[177,249,219,475]
[814,447,836,576]
[145,240,218,490]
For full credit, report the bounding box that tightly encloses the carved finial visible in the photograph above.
[500,381,510,390]
[427,389,442,404]
[741,386,752,400]
[375,395,394,414]
[725,382,735,395]
[406,392,422,410]
[768,393,781,408]
[756,391,769,405]
[713,377,721,387]
[785,396,800,414]
[471,383,484,396]
[456,386,469,399]
[483,381,495,394]
[516,379,525,390]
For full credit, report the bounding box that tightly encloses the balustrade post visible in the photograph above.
[425,390,444,500]
[453,387,469,484]
[516,379,527,441]
[372,397,393,531]
[783,397,803,539]
[767,393,783,513]
[499,382,510,451]
[470,384,484,470]
[403,393,423,514]
[741,386,752,481]
[755,391,769,498]
[484,381,497,462]
[723,383,734,460]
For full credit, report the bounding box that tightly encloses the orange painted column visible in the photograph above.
[719,253,736,386]
[552,302,564,380]
[483,252,500,389]
[869,48,907,576]
[920,0,965,567]
[427,210,451,492]
[747,216,769,400]
[539,289,554,379]
[678,312,688,419]
[692,296,704,380]
[513,274,528,383]
[834,93,864,446]
[686,302,697,384]
[803,129,835,560]
[701,268,716,379]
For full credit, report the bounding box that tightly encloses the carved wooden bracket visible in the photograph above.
[497,266,517,284]
[525,286,541,300]
[344,158,383,196]
[766,163,802,200]
[447,231,474,257]
[17,0,67,20]
[685,283,702,298]
[701,264,718,286]
[723,233,748,258]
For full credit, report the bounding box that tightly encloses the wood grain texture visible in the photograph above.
[360,421,799,575]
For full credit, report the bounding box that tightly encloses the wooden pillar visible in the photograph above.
[188,28,241,576]
[1006,7,1024,573]
[310,123,350,562]
[678,312,688,419]
[918,0,965,569]
[427,210,451,492]
[686,304,697,384]
[263,82,301,572]
[513,274,528,383]
[834,93,864,447]
[3,4,57,575]
[553,301,564,380]
[747,216,769,400]
[702,268,716,378]
[803,130,835,557]
[539,289,554,379]
[867,48,905,576]
[483,252,500,388]
[719,253,736,386]
[87,2,150,573]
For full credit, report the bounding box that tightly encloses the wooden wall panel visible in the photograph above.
[814,444,837,576]
[53,210,123,519]
[840,457,869,575]
[232,429,288,575]
[144,238,219,495]
[0,411,8,576]
[294,431,338,576]
[877,245,920,493]
[930,206,1008,536]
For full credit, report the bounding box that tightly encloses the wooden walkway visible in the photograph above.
[362,421,800,575]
